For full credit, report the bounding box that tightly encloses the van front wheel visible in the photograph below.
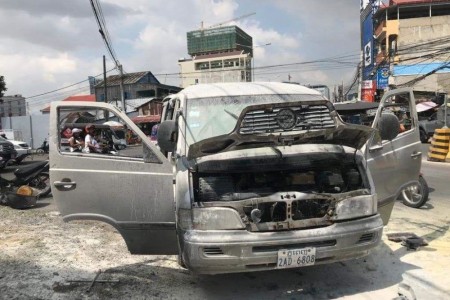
[402,175,429,208]
[177,253,186,269]
[177,240,187,269]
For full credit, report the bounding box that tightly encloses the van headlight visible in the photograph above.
[178,207,245,230]
[331,194,377,221]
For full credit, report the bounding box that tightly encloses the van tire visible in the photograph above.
[401,175,429,208]
[177,241,187,269]
[178,253,186,269]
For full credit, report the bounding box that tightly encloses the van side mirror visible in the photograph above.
[378,113,400,141]
[157,120,178,153]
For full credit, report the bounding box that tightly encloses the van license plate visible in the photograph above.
[276,247,316,269]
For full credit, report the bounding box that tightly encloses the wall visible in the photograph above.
[1,114,49,148]
[393,15,450,93]
[399,15,450,62]
[178,53,251,88]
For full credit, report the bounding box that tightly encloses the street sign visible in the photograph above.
[377,66,389,89]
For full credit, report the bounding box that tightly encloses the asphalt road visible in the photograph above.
[378,143,450,299]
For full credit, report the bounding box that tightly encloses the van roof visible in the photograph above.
[177,82,324,100]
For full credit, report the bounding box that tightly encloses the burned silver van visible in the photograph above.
[50,83,421,274]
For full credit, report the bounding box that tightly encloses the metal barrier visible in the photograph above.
[427,128,450,162]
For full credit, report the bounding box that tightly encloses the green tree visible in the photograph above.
[0,76,7,98]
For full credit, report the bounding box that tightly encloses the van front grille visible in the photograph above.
[239,105,335,135]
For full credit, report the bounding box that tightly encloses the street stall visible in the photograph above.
[129,115,160,144]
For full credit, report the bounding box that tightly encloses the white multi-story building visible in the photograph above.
[0,94,26,117]
[179,25,253,88]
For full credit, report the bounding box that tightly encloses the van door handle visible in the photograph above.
[411,152,422,159]
[53,180,77,191]
[369,145,383,152]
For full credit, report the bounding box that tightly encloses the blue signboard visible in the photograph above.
[377,65,389,89]
[361,5,375,81]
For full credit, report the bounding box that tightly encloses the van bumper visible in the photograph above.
[181,214,383,274]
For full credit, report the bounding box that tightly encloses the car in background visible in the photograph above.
[418,105,450,142]
[8,140,32,163]
[0,137,17,168]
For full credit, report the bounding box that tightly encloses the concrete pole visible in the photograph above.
[118,64,126,112]
[252,55,255,82]
[444,94,448,129]
[358,51,363,100]
[103,55,107,103]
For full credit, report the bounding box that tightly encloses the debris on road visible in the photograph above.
[387,232,428,250]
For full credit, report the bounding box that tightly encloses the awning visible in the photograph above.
[131,115,161,124]
[416,101,438,113]
[103,121,124,128]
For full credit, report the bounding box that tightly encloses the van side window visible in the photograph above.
[380,92,414,140]
[57,107,160,163]
[162,98,178,121]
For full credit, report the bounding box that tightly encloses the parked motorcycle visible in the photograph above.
[401,173,429,208]
[0,160,51,209]
[36,139,49,154]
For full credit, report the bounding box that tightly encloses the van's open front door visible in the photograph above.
[49,102,177,254]
[366,88,422,224]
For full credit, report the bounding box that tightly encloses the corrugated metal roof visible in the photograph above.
[63,95,96,102]
[95,71,150,87]
[108,97,157,113]
[390,0,450,5]
[41,94,95,112]
[389,0,449,5]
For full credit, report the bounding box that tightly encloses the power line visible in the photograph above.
[90,0,121,70]
[153,54,360,78]
[27,85,91,107]
[21,52,360,103]
[397,55,450,87]
[25,69,114,100]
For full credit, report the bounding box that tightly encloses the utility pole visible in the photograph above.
[103,55,107,103]
[358,52,363,100]
[444,94,448,129]
[252,43,271,82]
[118,64,125,112]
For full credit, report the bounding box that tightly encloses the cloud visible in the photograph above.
[38,54,78,74]
[0,0,124,19]
[0,0,361,111]
[0,0,133,52]
[273,0,360,55]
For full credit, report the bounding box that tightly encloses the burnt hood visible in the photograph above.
[187,101,376,160]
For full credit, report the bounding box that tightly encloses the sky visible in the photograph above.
[0,0,363,113]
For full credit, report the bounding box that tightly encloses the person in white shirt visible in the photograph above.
[83,124,102,153]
